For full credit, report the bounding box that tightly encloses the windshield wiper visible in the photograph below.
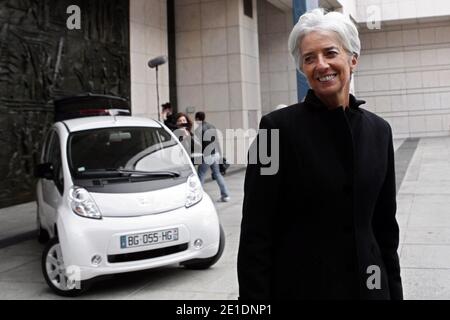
[117,169,180,177]
[76,169,180,178]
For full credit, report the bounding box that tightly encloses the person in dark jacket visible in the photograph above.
[194,111,230,202]
[237,8,403,300]
[161,102,177,131]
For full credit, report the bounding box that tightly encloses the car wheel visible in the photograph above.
[42,237,90,297]
[36,211,49,244]
[182,224,225,270]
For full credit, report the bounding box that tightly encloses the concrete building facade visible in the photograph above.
[129,0,450,146]
[352,0,450,138]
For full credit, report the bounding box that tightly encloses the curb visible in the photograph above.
[0,230,37,250]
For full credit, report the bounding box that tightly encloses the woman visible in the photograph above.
[173,112,200,163]
[237,9,403,300]
[174,112,193,136]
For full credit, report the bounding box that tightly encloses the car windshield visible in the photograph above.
[68,126,192,179]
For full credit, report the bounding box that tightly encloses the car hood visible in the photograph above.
[89,183,187,217]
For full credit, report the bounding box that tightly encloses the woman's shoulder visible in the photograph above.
[359,107,392,133]
[260,102,306,128]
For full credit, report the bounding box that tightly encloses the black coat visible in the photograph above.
[237,90,403,300]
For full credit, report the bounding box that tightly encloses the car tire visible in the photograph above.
[182,224,225,270]
[42,237,91,297]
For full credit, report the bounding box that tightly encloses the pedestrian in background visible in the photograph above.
[238,8,403,300]
[173,112,200,164]
[174,112,194,141]
[161,102,177,131]
[195,112,230,202]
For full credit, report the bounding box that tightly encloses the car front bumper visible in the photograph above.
[57,194,221,281]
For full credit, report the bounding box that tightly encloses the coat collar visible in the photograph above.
[303,89,366,112]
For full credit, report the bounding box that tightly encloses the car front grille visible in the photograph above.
[107,243,189,263]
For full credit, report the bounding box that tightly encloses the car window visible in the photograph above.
[68,127,192,178]
[48,132,64,194]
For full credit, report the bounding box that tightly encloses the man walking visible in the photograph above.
[195,112,230,202]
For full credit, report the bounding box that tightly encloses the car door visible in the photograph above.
[40,130,64,231]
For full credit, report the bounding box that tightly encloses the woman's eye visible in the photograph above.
[327,51,338,57]
[303,56,313,64]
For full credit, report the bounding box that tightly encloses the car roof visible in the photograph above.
[61,116,163,133]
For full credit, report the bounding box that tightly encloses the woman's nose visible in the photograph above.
[316,55,329,70]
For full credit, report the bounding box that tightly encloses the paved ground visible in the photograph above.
[0,136,449,299]
[397,137,450,299]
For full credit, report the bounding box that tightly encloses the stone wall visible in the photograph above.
[0,0,130,208]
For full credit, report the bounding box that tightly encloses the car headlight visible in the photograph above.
[186,174,203,208]
[69,187,102,219]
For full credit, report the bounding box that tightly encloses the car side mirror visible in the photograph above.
[34,163,54,180]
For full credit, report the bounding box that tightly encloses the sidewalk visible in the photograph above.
[397,136,450,299]
[0,202,36,248]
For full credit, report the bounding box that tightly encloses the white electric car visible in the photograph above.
[35,94,224,296]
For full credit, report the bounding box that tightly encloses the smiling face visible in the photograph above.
[300,31,358,109]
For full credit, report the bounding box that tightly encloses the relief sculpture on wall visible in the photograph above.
[0,0,131,207]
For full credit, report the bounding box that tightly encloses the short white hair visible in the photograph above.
[288,8,361,73]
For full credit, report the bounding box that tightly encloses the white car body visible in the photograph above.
[36,115,222,293]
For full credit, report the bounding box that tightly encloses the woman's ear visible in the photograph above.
[350,54,358,73]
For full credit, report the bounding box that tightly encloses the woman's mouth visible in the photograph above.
[317,73,337,82]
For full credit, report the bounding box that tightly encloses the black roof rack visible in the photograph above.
[54,93,131,122]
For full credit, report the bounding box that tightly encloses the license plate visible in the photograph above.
[120,228,179,249]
